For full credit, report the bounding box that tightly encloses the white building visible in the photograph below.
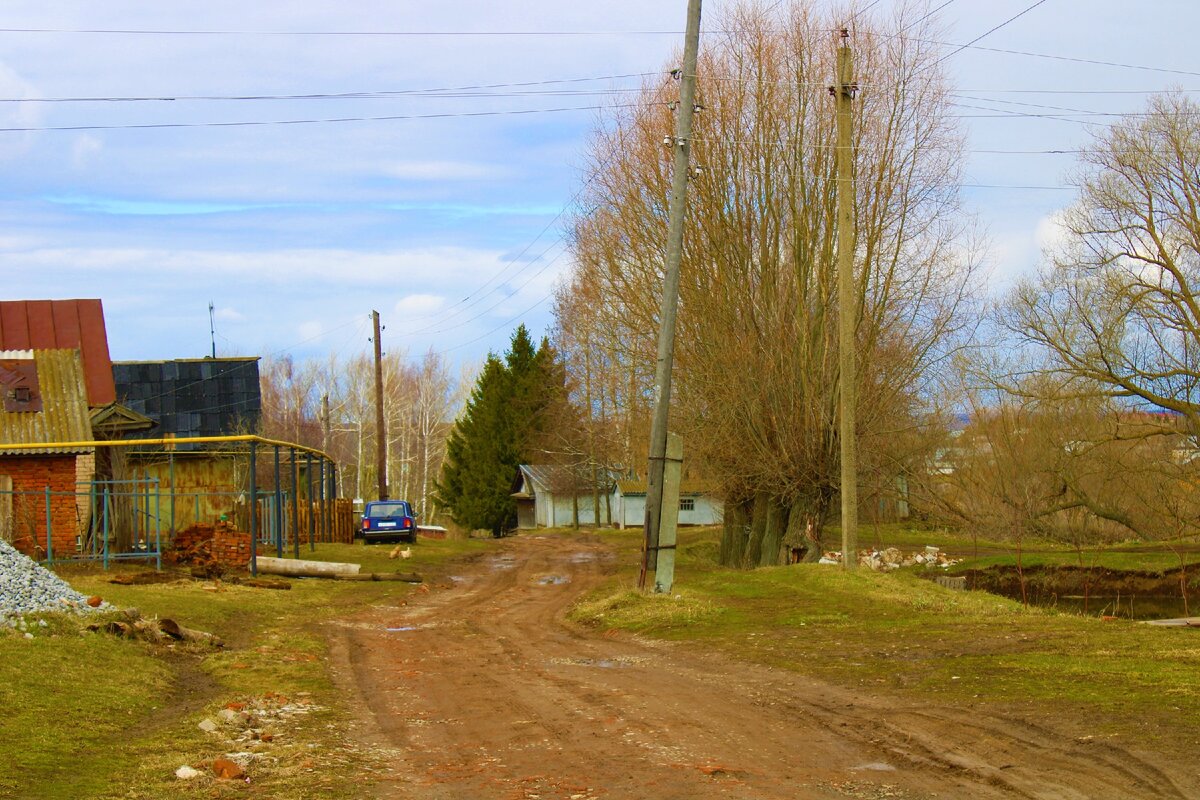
[610,479,723,529]
[512,465,614,529]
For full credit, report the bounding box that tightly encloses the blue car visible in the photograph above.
[359,500,417,544]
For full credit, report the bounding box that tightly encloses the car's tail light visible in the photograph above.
[401,517,412,528]
[363,519,371,530]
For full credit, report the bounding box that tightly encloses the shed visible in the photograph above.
[111,357,264,529]
[512,464,615,529]
[611,479,723,529]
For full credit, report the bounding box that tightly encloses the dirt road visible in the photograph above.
[327,534,1193,799]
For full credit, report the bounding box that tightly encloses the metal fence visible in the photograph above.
[0,481,356,569]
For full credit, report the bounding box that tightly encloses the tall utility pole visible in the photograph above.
[834,30,859,570]
[371,310,388,501]
[640,0,704,591]
[321,393,331,454]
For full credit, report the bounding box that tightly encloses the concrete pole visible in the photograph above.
[835,32,859,570]
[653,433,684,594]
[640,0,704,591]
[372,310,388,501]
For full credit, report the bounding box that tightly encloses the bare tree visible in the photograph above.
[558,0,979,563]
[1008,93,1200,432]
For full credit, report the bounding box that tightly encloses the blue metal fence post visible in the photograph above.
[154,478,162,571]
[102,484,110,570]
[290,448,300,559]
[44,485,53,565]
[306,452,315,552]
[249,441,258,577]
[89,480,97,557]
[273,445,283,558]
[168,453,176,538]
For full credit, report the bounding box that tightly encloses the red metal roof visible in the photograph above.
[0,299,116,406]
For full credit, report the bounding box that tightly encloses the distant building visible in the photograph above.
[112,357,262,528]
[512,464,615,529]
[611,479,723,529]
[113,357,261,447]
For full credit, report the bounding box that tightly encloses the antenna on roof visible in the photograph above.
[208,301,216,359]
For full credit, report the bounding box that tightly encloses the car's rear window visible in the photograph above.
[366,503,409,517]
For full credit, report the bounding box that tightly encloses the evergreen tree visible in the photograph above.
[435,326,566,534]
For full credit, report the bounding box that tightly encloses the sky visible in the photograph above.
[1,0,1197,370]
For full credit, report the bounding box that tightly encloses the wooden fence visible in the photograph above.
[240,496,357,546]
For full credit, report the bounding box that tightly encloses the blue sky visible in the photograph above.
[1,1,1197,369]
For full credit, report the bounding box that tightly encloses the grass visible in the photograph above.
[828,520,1200,572]
[0,534,495,799]
[572,526,1200,753]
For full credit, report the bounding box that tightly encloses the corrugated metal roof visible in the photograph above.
[0,349,92,454]
[615,479,716,497]
[517,464,621,493]
[0,299,116,406]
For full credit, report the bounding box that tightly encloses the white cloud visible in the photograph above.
[214,306,245,322]
[395,293,445,316]
[70,135,103,169]
[1035,212,1070,255]
[381,160,511,181]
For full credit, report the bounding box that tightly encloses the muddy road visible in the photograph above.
[327,535,1192,799]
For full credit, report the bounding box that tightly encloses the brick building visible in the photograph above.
[0,349,93,555]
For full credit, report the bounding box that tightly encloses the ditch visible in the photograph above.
[956,564,1198,620]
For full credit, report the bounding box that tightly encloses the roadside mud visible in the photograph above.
[326,535,1198,799]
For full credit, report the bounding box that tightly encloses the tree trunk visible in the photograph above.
[720,498,750,567]
[759,497,787,567]
[745,492,770,568]
[785,494,830,563]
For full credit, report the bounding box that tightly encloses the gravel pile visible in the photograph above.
[0,538,96,616]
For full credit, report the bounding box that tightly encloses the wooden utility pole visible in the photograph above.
[371,310,388,501]
[321,393,331,453]
[834,30,858,570]
[640,0,703,592]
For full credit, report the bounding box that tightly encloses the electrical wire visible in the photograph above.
[0,73,660,104]
[0,101,659,134]
[931,0,1051,68]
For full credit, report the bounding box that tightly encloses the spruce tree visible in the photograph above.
[435,325,565,535]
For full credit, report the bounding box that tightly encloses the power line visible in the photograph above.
[932,0,1051,68]
[0,72,659,104]
[0,27,693,36]
[399,176,598,332]
[0,101,657,133]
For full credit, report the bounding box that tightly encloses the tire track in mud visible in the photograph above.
[327,535,1197,800]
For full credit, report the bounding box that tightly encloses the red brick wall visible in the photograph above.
[0,455,79,557]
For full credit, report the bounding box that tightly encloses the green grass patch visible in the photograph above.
[573,526,1200,752]
[1,536,496,799]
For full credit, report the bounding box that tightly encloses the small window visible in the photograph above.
[679,497,695,512]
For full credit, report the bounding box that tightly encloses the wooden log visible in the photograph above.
[159,618,224,647]
[256,556,361,577]
[238,577,292,590]
[333,572,423,583]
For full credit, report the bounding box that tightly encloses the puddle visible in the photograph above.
[487,556,518,571]
[851,762,896,772]
[549,655,647,669]
[386,626,418,632]
[535,574,571,586]
[448,575,468,583]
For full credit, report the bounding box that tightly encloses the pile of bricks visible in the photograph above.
[167,522,255,572]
